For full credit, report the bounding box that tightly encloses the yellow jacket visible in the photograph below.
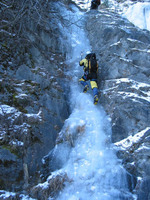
[79,58,88,72]
[79,58,98,73]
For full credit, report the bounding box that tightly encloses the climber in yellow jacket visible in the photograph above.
[79,52,99,105]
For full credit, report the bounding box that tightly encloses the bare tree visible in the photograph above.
[0,0,55,67]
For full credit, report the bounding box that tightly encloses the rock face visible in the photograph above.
[0,0,70,192]
[0,0,150,199]
[85,9,150,199]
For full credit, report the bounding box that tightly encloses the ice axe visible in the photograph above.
[80,51,83,60]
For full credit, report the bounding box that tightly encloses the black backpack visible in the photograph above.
[86,53,97,73]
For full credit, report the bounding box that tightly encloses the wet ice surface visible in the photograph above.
[46,3,135,200]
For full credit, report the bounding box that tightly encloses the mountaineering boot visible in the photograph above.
[94,95,98,105]
[83,85,89,93]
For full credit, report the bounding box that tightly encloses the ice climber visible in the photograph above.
[91,0,101,9]
[79,52,99,105]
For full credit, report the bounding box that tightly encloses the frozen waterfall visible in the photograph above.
[47,3,134,200]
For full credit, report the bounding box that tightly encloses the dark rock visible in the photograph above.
[0,0,70,193]
[15,65,32,81]
[137,178,150,200]
[0,147,23,191]
[126,172,137,192]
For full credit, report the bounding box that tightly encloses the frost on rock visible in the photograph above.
[25,108,43,124]
[114,127,150,151]
[56,118,86,147]
[31,172,70,199]
[0,104,43,125]
[103,78,150,103]
[0,190,36,200]
[0,104,43,147]
[114,127,150,177]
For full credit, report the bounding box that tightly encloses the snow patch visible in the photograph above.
[103,78,150,102]
[123,2,150,31]
[115,127,150,150]
[10,140,24,146]
[26,108,42,123]
[110,41,121,47]
[118,91,150,102]
[0,190,36,199]
[0,105,17,115]
[72,0,91,10]
[15,93,28,99]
